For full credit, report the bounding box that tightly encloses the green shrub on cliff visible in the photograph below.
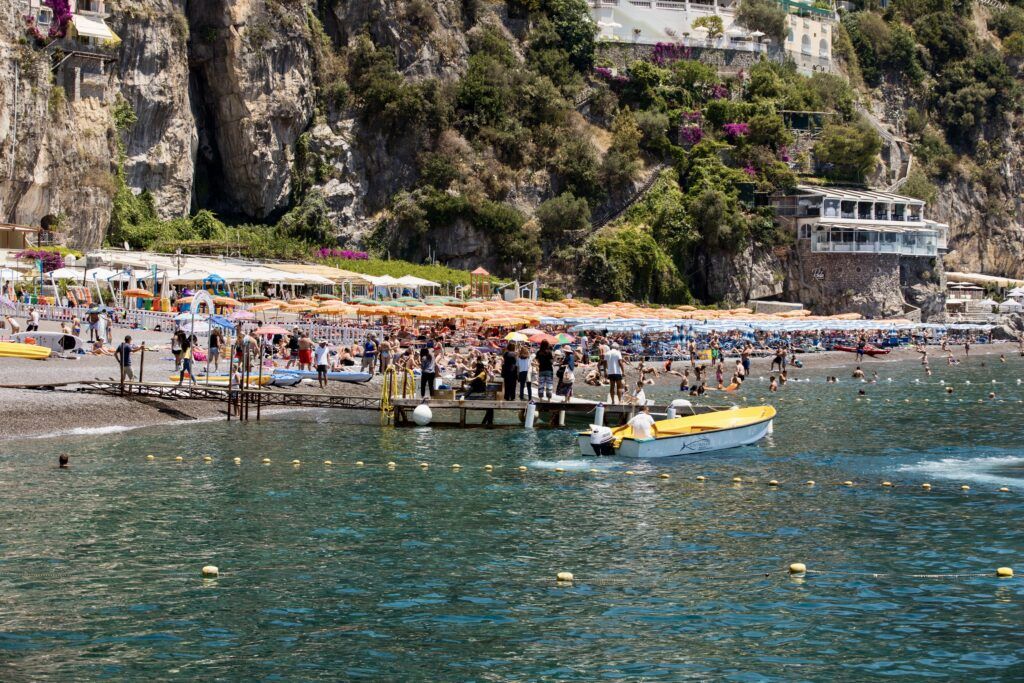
[578,225,691,304]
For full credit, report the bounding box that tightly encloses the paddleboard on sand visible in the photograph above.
[273,370,371,383]
[12,332,84,354]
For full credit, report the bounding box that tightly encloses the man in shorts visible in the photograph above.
[605,342,628,404]
[298,333,314,371]
[314,339,331,389]
[114,335,139,381]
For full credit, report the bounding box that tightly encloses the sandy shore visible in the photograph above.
[0,320,1015,440]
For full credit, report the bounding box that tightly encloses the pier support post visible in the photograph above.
[525,401,536,429]
[594,402,605,426]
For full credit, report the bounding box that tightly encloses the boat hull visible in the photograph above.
[578,417,773,458]
[0,341,52,360]
[11,332,83,354]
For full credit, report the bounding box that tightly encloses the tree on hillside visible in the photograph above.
[602,109,643,189]
[692,16,724,41]
[536,193,591,238]
[735,0,787,45]
[545,0,598,70]
[813,119,882,181]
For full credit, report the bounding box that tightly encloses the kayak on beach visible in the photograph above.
[272,370,372,383]
[0,341,53,360]
[833,344,890,357]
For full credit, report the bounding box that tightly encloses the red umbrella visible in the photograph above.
[529,333,558,344]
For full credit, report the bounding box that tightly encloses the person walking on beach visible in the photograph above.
[856,334,867,362]
[171,330,183,371]
[5,315,21,337]
[26,306,40,332]
[178,334,196,386]
[298,333,314,371]
[361,335,377,375]
[208,327,223,372]
[115,335,140,381]
[286,329,300,368]
[314,339,331,389]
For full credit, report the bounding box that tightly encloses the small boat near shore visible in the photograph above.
[833,344,890,357]
[578,405,776,458]
[272,370,372,383]
[11,332,84,354]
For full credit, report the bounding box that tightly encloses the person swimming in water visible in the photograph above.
[58,453,69,469]
[852,366,865,379]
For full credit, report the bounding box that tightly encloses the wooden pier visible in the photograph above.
[1,380,724,429]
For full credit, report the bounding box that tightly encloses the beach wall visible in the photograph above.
[784,241,906,317]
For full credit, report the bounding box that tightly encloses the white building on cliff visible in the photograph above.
[590,0,836,74]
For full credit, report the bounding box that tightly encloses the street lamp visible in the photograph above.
[174,248,183,277]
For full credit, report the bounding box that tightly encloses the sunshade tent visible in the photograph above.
[123,288,154,298]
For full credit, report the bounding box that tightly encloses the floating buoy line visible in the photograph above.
[136,456,1015,496]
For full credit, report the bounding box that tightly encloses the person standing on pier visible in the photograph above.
[536,340,554,401]
[501,342,519,401]
[420,344,437,398]
[114,335,140,381]
[314,339,331,389]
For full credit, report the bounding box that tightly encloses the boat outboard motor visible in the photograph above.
[589,425,616,456]
[671,398,695,415]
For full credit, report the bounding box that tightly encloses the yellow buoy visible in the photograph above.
[291,459,301,465]
[789,562,807,575]
[484,464,494,471]
[518,466,528,472]
[201,565,219,577]
[452,464,462,470]
[387,461,396,468]
[554,467,565,473]
[556,571,574,583]
[922,482,932,490]
[419,462,429,469]
[355,461,364,466]
[999,487,1010,492]
[262,458,271,464]
[961,485,970,491]
[203,456,213,462]
[882,481,893,487]
[768,480,779,486]
[659,473,671,479]
[696,475,706,482]
[843,481,854,487]
[146,455,155,461]
[323,460,333,465]
[732,476,742,483]
[174,456,183,462]
[625,470,636,476]
[589,468,598,473]
[233,457,241,465]
[996,567,1014,578]
[806,480,815,486]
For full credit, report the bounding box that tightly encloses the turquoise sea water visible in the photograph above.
[2,356,1024,680]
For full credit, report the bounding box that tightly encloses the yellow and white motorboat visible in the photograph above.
[578,406,776,458]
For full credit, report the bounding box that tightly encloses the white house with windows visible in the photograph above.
[774,186,949,258]
[18,0,120,48]
[590,0,835,74]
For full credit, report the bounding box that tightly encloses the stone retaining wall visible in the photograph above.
[596,42,783,73]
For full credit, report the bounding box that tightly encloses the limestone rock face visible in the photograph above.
[113,1,195,220]
[326,0,469,78]
[188,0,315,219]
[0,39,117,248]
[697,245,784,307]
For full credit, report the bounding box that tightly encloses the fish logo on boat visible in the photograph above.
[679,437,713,452]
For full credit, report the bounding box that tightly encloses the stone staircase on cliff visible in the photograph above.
[855,102,913,193]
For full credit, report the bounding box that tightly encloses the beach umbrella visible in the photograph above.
[504,331,529,342]
[518,327,544,335]
[529,332,558,344]
[240,294,269,303]
[554,332,575,344]
[249,301,281,312]
[313,293,340,300]
[253,324,291,336]
[123,288,154,298]
[230,310,256,321]
[214,296,242,307]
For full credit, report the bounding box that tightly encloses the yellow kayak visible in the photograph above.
[0,341,52,360]
[167,374,272,386]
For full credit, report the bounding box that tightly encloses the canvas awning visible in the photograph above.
[396,275,441,288]
[70,14,121,44]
